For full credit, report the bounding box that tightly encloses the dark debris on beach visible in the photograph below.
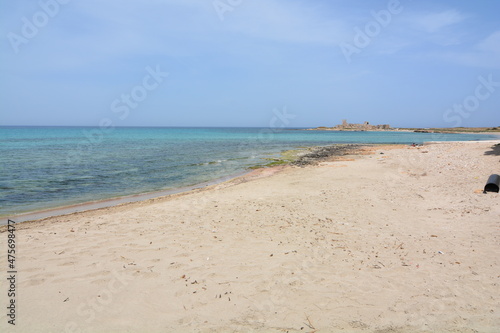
[291,144,364,167]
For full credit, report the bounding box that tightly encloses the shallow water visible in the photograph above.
[0,126,496,216]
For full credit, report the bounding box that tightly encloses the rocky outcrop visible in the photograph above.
[291,144,362,167]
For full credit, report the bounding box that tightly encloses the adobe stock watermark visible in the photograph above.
[213,0,243,21]
[442,74,499,127]
[258,106,296,143]
[66,65,168,165]
[339,0,404,64]
[7,0,71,54]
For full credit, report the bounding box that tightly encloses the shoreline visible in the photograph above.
[3,140,498,227]
[3,128,498,224]
[303,127,500,135]
[1,144,367,226]
[1,144,374,226]
[0,170,251,226]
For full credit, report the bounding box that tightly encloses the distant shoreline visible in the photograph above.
[303,126,500,135]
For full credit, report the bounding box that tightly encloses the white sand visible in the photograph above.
[1,141,499,332]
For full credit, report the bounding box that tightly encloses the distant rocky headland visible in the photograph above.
[308,119,392,131]
[306,120,500,134]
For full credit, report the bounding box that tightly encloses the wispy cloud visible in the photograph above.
[221,1,347,45]
[412,9,465,33]
[477,30,500,54]
[444,30,500,69]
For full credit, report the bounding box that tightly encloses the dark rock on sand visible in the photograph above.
[291,144,362,167]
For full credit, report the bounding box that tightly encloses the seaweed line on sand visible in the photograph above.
[256,144,366,168]
[291,144,365,167]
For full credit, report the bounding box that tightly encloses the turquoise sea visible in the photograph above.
[1,126,497,217]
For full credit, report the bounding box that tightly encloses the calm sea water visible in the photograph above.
[0,126,497,217]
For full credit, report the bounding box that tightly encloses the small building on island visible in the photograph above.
[332,119,391,131]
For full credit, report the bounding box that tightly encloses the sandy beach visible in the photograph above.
[1,140,499,333]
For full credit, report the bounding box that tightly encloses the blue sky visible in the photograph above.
[1,0,499,128]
